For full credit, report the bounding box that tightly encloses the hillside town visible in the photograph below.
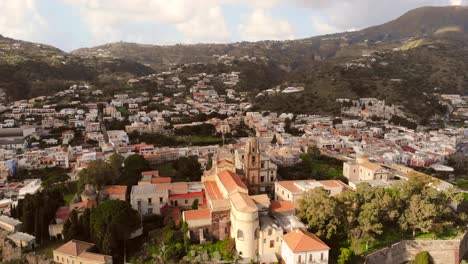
[0,67,465,264]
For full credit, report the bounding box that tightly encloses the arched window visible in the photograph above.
[237,229,244,240]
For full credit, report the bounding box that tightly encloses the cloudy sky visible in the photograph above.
[0,0,466,51]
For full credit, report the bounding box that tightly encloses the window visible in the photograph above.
[268,229,272,236]
[159,197,163,204]
[254,228,259,239]
[261,161,265,168]
[288,194,290,198]
[137,200,141,206]
[148,198,152,204]
[269,240,274,248]
[309,254,313,261]
[237,230,244,240]
[185,199,188,204]
[321,253,324,260]
[56,256,59,261]
[260,176,265,182]
[298,255,302,263]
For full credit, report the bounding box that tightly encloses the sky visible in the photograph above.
[0,0,466,51]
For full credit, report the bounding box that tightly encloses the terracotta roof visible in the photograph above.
[100,185,127,196]
[282,229,330,253]
[360,161,383,172]
[277,180,316,193]
[319,180,350,190]
[55,206,71,221]
[218,170,247,194]
[151,177,172,184]
[54,240,94,256]
[79,251,109,262]
[270,201,294,213]
[183,208,211,221]
[144,154,161,159]
[204,181,223,200]
[230,192,257,213]
[170,191,204,199]
[141,170,160,176]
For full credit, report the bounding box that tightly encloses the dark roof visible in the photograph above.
[0,128,23,138]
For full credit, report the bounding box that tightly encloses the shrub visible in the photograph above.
[414,251,430,264]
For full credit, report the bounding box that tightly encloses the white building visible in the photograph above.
[281,229,330,264]
[130,185,169,216]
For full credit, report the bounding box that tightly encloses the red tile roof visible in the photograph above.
[151,177,172,184]
[55,206,71,221]
[142,170,160,176]
[218,170,247,194]
[169,191,204,199]
[282,229,330,253]
[183,208,211,221]
[204,181,223,200]
[54,240,94,256]
[277,180,316,193]
[270,201,294,213]
[100,185,127,196]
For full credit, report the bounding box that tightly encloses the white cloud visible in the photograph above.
[311,17,341,35]
[238,9,295,41]
[65,0,231,45]
[175,6,230,43]
[0,0,49,43]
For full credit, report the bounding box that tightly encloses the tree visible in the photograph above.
[108,153,124,178]
[271,134,277,144]
[173,156,202,182]
[63,208,91,242]
[120,154,151,186]
[399,195,436,237]
[78,160,117,191]
[90,200,141,259]
[192,199,199,210]
[63,210,80,241]
[414,251,430,264]
[15,189,64,243]
[337,248,354,264]
[298,188,343,240]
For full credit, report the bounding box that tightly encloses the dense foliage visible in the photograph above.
[64,201,140,261]
[298,175,464,260]
[11,189,64,243]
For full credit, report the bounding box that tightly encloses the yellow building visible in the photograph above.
[53,240,112,264]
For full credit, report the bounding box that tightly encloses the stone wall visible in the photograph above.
[1,238,22,262]
[366,232,468,264]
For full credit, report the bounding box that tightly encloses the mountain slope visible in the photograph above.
[71,6,468,68]
[353,5,468,43]
[0,36,154,100]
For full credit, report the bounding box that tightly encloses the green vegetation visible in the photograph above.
[130,132,225,147]
[77,160,117,191]
[63,201,141,261]
[174,123,216,137]
[120,154,151,186]
[414,251,430,264]
[278,147,346,182]
[298,176,465,261]
[180,136,223,146]
[10,189,64,243]
[155,156,203,182]
[64,194,75,205]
